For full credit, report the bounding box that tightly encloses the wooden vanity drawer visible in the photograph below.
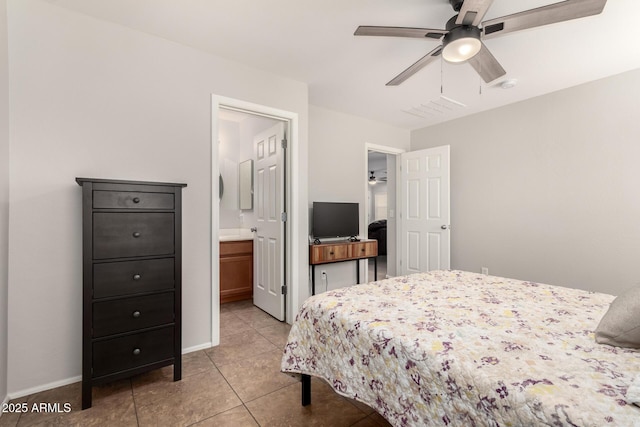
[93,292,175,338]
[220,240,253,256]
[92,327,174,378]
[93,258,174,299]
[93,190,174,210]
[93,212,174,259]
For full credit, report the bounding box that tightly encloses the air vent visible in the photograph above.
[402,95,466,119]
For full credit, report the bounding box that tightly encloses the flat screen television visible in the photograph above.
[312,202,359,239]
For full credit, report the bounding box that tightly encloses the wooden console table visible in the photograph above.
[309,239,378,295]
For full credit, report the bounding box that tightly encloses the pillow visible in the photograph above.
[595,286,640,348]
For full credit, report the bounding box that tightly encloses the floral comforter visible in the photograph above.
[281,270,640,426]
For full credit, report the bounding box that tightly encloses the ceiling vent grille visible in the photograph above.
[402,95,466,119]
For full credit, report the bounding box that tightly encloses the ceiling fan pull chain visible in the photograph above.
[440,57,444,95]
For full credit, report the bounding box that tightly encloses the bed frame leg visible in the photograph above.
[301,374,311,406]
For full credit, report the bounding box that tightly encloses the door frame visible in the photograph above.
[363,143,406,282]
[211,95,299,347]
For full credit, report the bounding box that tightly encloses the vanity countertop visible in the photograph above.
[219,228,254,242]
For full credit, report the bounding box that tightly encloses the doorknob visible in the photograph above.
[441,225,450,230]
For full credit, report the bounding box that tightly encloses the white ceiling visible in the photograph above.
[49,0,640,130]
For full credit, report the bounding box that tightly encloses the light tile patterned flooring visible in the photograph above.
[0,300,391,427]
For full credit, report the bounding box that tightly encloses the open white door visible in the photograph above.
[253,122,285,320]
[399,145,450,275]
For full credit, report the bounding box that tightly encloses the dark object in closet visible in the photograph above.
[368,220,387,255]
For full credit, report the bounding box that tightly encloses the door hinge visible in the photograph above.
[281,285,287,295]
[281,139,288,149]
[281,212,287,222]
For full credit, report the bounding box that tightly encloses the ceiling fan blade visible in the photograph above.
[482,0,607,39]
[467,43,506,83]
[456,0,494,26]
[386,46,443,86]
[355,26,447,40]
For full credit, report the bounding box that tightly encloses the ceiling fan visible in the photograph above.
[369,170,388,184]
[354,0,607,86]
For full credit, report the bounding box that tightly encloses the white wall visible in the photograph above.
[236,115,280,230]
[0,0,9,408]
[6,0,308,396]
[219,119,241,228]
[219,115,279,229]
[309,105,409,289]
[411,68,640,296]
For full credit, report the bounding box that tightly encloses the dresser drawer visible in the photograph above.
[93,292,175,338]
[92,327,174,378]
[93,258,174,298]
[93,190,174,210]
[93,213,175,259]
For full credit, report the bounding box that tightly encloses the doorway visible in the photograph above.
[211,96,298,347]
[364,143,405,280]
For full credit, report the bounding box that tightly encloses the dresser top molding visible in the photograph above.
[76,177,187,188]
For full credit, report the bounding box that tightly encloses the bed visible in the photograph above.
[281,270,640,426]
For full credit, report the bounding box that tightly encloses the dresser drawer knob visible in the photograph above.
[361,248,365,252]
[132,348,141,356]
[132,232,141,238]
[132,197,141,204]
[133,274,141,281]
[329,252,334,255]
[132,311,141,318]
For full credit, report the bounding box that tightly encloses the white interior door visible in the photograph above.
[399,145,450,275]
[253,122,285,320]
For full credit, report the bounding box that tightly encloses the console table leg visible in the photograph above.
[302,374,311,406]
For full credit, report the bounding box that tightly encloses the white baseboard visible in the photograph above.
[7,343,214,401]
[8,375,82,401]
[183,342,212,354]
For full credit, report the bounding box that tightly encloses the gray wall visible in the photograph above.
[0,0,8,407]
[309,105,409,289]
[7,0,308,396]
[411,68,640,296]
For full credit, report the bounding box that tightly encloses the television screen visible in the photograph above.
[312,202,359,239]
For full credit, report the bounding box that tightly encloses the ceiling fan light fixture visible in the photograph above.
[368,171,377,185]
[442,26,481,63]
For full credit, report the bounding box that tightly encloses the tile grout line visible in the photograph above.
[215,301,289,426]
[129,379,141,427]
[202,336,265,426]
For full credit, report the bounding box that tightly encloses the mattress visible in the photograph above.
[281,270,640,426]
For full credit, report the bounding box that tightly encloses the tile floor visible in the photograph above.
[0,300,391,427]
[368,255,387,281]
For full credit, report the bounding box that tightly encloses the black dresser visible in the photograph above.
[76,178,187,409]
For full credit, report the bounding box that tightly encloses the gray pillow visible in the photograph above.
[595,287,640,348]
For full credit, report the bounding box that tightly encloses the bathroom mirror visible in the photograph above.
[239,159,253,210]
